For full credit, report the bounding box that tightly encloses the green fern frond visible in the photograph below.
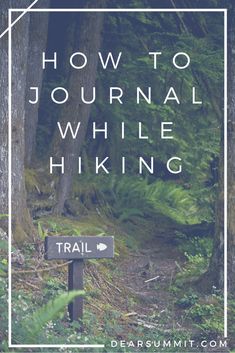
[16,290,84,344]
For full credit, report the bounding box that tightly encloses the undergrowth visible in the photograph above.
[0,217,232,352]
[72,175,213,225]
[172,235,225,341]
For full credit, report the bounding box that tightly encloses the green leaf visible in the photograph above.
[0,240,8,251]
[16,290,85,344]
[38,222,47,239]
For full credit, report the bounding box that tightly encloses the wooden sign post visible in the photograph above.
[68,259,84,322]
[44,235,114,328]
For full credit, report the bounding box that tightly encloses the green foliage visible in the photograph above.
[74,174,207,226]
[0,238,8,251]
[176,253,209,287]
[229,298,235,341]
[111,177,201,224]
[186,300,224,338]
[0,238,8,279]
[37,221,47,239]
[174,236,212,287]
[172,232,223,340]
[81,11,223,229]
[0,276,8,351]
[39,216,110,238]
[176,292,199,309]
[14,290,85,344]
[36,10,223,231]
[176,235,213,258]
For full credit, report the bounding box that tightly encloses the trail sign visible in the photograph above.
[44,235,114,328]
[45,235,114,260]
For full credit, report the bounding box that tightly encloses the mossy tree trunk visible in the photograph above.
[227,3,235,292]
[52,2,105,215]
[12,1,37,242]
[202,145,224,291]
[24,0,49,167]
[202,3,235,292]
[0,1,36,242]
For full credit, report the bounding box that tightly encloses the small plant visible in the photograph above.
[176,292,198,308]
[14,290,85,344]
[177,235,213,258]
[38,221,48,239]
[186,300,224,338]
[174,236,212,288]
[175,253,209,287]
[188,302,216,322]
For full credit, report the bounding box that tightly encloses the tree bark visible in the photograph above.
[0,1,9,231]
[202,4,235,292]
[24,1,49,167]
[227,3,235,292]
[53,4,104,215]
[202,144,224,291]
[1,1,36,242]
[12,2,34,242]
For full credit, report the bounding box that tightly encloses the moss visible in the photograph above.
[39,213,115,233]
[25,168,56,196]
[13,221,28,244]
[13,207,36,244]
[25,169,40,193]
[64,199,89,217]
[29,198,54,210]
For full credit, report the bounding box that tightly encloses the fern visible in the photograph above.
[73,174,203,224]
[110,176,201,224]
[15,290,84,344]
[118,207,144,222]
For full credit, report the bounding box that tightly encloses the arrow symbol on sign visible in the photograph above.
[97,243,107,251]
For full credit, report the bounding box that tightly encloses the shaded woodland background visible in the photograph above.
[0,0,235,351]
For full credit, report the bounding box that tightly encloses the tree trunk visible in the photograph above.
[227,3,235,292]
[202,145,224,291]
[53,5,104,215]
[202,4,235,292]
[24,0,49,167]
[0,1,9,231]
[10,1,35,242]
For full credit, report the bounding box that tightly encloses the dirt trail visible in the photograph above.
[118,237,186,332]
[114,237,230,353]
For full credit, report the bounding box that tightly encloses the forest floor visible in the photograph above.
[106,236,228,352]
[5,212,230,352]
[118,237,186,332]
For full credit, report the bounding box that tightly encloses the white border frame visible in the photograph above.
[8,8,227,349]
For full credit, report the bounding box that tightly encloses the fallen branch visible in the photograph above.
[175,261,183,272]
[124,312,138,317]
[144,275,160,283]
[136,319,160,329]
[103,277,122,293]
[87,301,103,312]
[18,278,40,290]
[12,261,72,275]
